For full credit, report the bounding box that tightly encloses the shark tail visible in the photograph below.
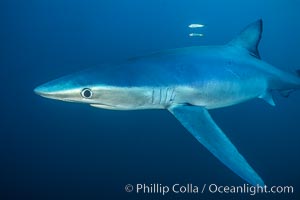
[277,69,300,97]
[296,69,300,77]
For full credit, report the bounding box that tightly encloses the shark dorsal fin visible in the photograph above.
[228,19,263,59]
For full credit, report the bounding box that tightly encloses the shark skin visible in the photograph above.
[34,20,300,186]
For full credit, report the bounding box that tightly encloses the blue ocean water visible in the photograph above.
[1,0,300,199]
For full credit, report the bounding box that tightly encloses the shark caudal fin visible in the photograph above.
[278,69,300,97]
[228,19,263,59]
[296,69,300,77]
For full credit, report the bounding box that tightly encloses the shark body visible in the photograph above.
[35,20,300,186]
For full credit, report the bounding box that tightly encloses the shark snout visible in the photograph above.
[34,85,49,97]
[34,76,71,99]
[33,86,46,96]
[34,84,63,100]
[34,84,71,101]
[34,80,82,102]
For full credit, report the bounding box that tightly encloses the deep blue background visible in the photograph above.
[1,0,299,199]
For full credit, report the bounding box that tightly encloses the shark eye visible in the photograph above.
[81,88,93,99]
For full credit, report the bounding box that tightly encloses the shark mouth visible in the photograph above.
[90,103,117,110]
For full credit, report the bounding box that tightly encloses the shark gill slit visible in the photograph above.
[167,87,176,105]
[164,88,168,104]
[164,87,176,106]
[151,87,175,106]
[151,89,154,104]
[159,88,162,104]
[170,88,175,102]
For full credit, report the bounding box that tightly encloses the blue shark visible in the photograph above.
[34,20,300,186]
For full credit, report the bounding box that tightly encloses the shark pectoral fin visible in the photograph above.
[168,104,264,186]
[259,92,276,106]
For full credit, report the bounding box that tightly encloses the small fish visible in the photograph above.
[189,33,204,37]
[188,23,205,28]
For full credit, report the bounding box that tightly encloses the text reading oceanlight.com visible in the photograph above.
[124,183,294,196]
